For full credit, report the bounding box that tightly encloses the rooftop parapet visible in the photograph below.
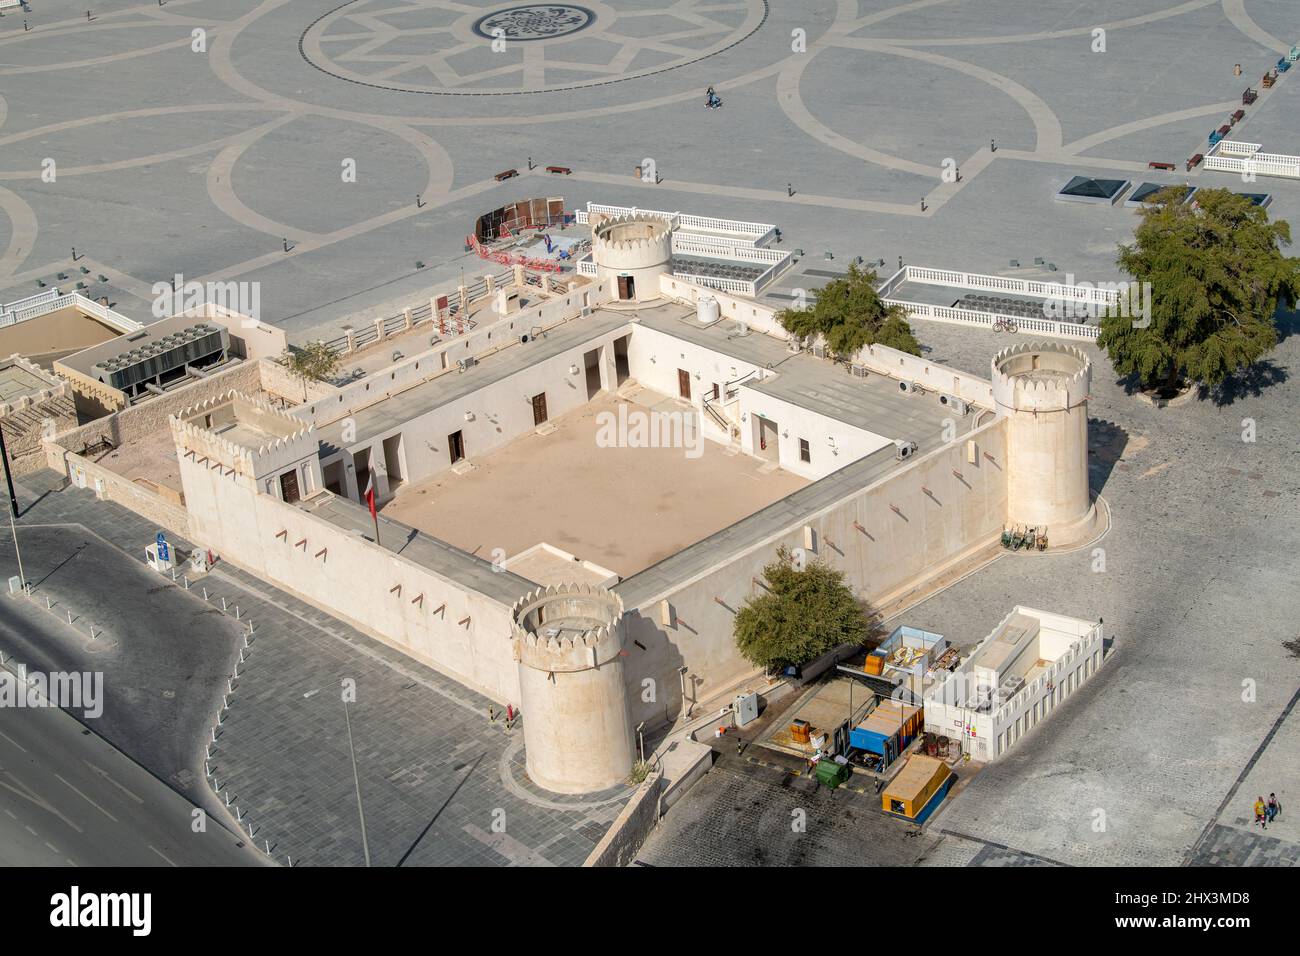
[991,341,1091,412]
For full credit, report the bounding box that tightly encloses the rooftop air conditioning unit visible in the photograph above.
[850,364,867,378]
[811,344,828,359]
[732,321,749,336]
[894,439,918,461]
[457,357,476,372]
[939,393,970,416]
[899,380,919,395]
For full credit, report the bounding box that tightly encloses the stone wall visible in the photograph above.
[62,451,192,537]
[583,771,664,867]
[621,417,1010,729]
[50,360,263,456]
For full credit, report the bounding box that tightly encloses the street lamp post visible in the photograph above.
[342,695,372,867]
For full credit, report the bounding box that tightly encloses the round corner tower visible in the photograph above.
[992,341,1094,540]
[510,584,635,794]
[591,214,672,303]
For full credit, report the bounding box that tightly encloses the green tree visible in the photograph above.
[1099,187,1300,392]
[280,341,340,399]
[777,263,921,358]
[733,546,879,670]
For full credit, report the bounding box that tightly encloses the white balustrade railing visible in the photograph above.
[883,298,1100,341]
[900,264,1120,304]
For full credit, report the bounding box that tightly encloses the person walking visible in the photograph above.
[1267,793,1281,824]
[1254,796,1267,828]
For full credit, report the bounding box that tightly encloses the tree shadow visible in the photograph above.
[1205,360,1289,406]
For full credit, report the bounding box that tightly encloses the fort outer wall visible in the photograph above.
[617,416,1010,728]
[174,433,524,706]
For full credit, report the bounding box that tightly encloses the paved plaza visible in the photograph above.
[2,1,1299,343]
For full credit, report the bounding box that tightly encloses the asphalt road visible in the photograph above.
[0,697,263,867]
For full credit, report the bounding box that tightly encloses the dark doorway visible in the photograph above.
[448,430,465,464]
[531,392,548,426]
[617,274,635,300]
[584,347,602,399]
[279,469,301,504]
[614,335,630,384]
[678,368,691,400]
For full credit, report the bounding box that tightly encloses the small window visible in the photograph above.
[799,439,810,463]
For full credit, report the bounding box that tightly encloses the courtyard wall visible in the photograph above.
[620,417,1010,728]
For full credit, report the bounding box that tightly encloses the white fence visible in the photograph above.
[1204,140,1300,179]
[901,265,1120,305]
[0,289,142,333]
[883,298,1100,341]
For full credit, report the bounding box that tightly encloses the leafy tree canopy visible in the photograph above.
[280,341,340,383]
[776,263,921,359]
[733,546,878,670]
[1099,187,1300,390]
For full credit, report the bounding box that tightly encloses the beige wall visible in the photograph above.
[620,419,1010,728]
[63,451,192,536]
[51,361,263,455]
[177,453,520,703]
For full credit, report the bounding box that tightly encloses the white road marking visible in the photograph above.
[0,771,84,833]
[148,845,178,867]
[0,727,29,752]
[54,773,118,822]
[83,761,144,804]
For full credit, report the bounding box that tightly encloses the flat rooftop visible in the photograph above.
[313,304,643,453]
[0,362,54,403]
[382,389,809,580]
[295,492,535,608]
[637,307,964,442]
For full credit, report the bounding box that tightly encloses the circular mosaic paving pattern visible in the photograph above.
[300,0,769,96]
[471,4,596,42]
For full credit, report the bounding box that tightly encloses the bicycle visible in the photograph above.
[992,317,1019,333]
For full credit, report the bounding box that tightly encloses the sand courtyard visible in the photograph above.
[382,391,809,579]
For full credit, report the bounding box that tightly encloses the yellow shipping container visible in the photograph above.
[881,755,953,820]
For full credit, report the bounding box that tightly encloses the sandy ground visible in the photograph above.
[383,393,808,578]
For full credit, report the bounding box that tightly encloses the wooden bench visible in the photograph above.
[1148,161,1176,171]
[1242,87,1258,104]
[494,169,519,182]
[545,165,571,175]
[1218,124,1232,136]
[1230,109,1245,125]
[1186,153,1204,171]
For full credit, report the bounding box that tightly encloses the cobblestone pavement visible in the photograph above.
[10,475,630,867]
[638,752,934,867]
[644,313,1300,868]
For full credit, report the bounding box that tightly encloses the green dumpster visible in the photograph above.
[815,759,850,789]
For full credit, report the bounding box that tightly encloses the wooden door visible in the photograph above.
[279,469,300,504]
[448,430,465,464]
[531,392,548,425]
[678,369,691,400]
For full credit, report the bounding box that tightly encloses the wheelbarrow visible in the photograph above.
[1001,527,1014,549]
[1035,528,1048,551]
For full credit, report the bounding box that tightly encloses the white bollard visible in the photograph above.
[46,597,51,609]
[203,587,208,601]
[225,792,232,806]
[67,610,73,625]
[234,606,241,620]
[221,597,227,611]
